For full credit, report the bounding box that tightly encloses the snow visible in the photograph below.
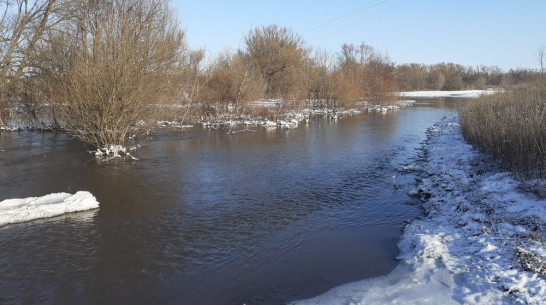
[365,100,416,113]
[293,115,546,305]
[0,191,99,226]
[0,124,20,131]
[157,120,194,128]
[399,89,499,98]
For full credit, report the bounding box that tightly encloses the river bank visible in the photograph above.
[3,88,500,133]
[294,115,546,305]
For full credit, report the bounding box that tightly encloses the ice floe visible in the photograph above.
[0,191,100,226]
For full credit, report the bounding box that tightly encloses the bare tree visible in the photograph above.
[538,45,545,79]
[363,55,398,104]
[242,24,305,100]
[199,51,264,116]
[46,0,187,153]
[0,0,61,127]
[303,49,334,108]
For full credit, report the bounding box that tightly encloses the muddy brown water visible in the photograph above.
[0,98,466,304]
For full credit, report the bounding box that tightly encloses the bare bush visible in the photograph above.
[363,56,398,104]
[198,51,264,115]
[0,0,62,126]
[44,0,187,152]
[302,49,336,108]
[242,24,306,100]
[335,42,397,105]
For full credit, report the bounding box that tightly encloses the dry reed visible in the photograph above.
[459,83,546,177]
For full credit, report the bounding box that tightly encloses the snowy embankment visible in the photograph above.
[365,100,416,113]
[0,124,19,131]
[0,191,99,226]
[294,116,546,305]
[399,89,499,98]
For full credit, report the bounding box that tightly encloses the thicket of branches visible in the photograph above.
[0,0,59,126]
[45,0,187,152]
[197,28,398,119]
[1,0,543,155]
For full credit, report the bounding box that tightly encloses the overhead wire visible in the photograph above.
[339,0,407,31]
[304,0,391,35]
[304,0,408,41]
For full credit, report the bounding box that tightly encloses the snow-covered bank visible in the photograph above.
[0,191,99,226]
[365,100,416,113]
[293,116,546,305]
[399,89,499,98]
[0,124,20,132]
[189,108,362,130]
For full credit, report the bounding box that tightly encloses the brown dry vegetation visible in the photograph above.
[460,83,546,177]
[0,0,63,126]
[3,1,544,155]
[394,63,543,91]
[52,0,186,151]
[188,29,399,124]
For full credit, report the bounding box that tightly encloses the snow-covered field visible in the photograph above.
[0,191,99,226]
[294,116,546,305]
[399,89,499,98]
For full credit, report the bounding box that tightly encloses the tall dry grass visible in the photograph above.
[459,83,546,177]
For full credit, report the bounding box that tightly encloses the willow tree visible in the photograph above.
[199,51,264,114]
[50,0,186,153]
[336,42,398,105]
[0,0,60,127]
[242,24,306,100]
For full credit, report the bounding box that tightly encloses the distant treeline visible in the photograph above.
[0,0,543,153]
[396,63,543,91]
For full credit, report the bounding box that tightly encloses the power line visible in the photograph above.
[304,0,391,35]
[343,0,407,31]
[305,0,407,41]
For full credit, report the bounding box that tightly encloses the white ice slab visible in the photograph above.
[0,191,99,226]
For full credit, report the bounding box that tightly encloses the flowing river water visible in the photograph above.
[1,98,467,304]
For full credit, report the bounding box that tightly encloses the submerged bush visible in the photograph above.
[459,84,546,177]
[47,0,187,153]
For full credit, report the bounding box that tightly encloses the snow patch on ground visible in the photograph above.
[0,191,100,226]
[399,89,499,98]
[293,115,546,305]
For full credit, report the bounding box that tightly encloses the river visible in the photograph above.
[0,98,466,304]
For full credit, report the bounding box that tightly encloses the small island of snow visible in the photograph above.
[0,191,100,226]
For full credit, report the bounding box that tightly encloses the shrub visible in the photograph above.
[48,0,187,153]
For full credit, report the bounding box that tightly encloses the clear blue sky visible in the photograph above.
[172,0,546,71]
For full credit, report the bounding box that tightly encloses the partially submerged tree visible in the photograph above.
[199,51,264,115]
[0,0,60,127]
[242,24,306,100]
[303,49,337,108]
[336,42,397,105]
[47,0,187,153]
